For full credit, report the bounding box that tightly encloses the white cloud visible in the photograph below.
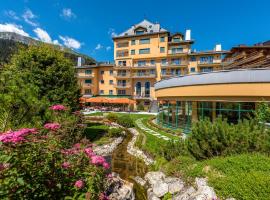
[95,44,103,50]
[33,27,52,43]
[4,10,20,20]
[59,35,81,49]
[106,46,111,51]
[61,8,76,19]
[0,23,29,37]
[22,9,38,27]
[108,28,117,37]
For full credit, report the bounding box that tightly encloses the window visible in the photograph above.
[200,67,213,72]
[161,69,166,75]
[139,38,150,44]
[117,90,126,95]
[171,47,183,54]
[160,36,165,42]
[161,59,167,66]
[150,69,155,74]
[176,69,181,75]
[85,79,92,84]
[131,40,136,45]
[150,60,155,65]
[135,82,142,96]
[138,60,146,66]
[109,80,113,85]
[100,71,104,75]
[85,89,91,95]
[190,56,196,62]
[173,37,181,42]
[118,60,126,66]
[131,49,135,55]
[85,69,92,74]
[160,47,165,53]
[139,48,150,54]
[190,67,196,73]
[200,56,213,63]
[109,90,113,95]
[171,58,181,65]
[99,90,104,95]
[135,30,145,35]
[145,82,151,97]
[100,80,104,84]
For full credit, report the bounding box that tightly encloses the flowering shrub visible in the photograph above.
[0,105,110,199]
[49,104,66,111]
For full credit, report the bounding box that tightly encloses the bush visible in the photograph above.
[188,117,270,160]
[108,128,124,137]
[255,102,270,123]
[106,113,118,122]
[158,140,189,161]
[137,103,145,111]
[116,115,134,128]
[0,105,110,199]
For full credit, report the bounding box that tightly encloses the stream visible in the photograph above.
[111,130,148,200]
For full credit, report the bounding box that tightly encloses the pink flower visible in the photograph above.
[84,147,94,157]
[44,123,61,131]
[91,155,106,166]
[73,143,81,149]
[62,162,70,169]
[49,104,66,111]
[99,193,109,200]
[74,179,84,189]
[102,162,110,169]
[0,128,37,144]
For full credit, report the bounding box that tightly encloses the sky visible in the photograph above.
[0,0,269,61]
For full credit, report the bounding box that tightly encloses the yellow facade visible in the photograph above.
[76,20,228,109]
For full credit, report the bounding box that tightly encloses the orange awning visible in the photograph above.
[80,97,135,104]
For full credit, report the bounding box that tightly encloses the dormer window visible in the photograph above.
[135,30,145,35]
[173,37,182,42]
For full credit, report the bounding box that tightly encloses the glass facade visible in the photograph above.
[157,101,255,133]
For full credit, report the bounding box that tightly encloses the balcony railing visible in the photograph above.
[114,72,131,78]
[131,73,156,78]
[134,94,152,100]
[161,72,182,77]
[76,74,94,78]
[81,83,93,87]
[133,64,156,69]
[116,51,129,57]
[114,83,131,88]
[168,50,186,55]
[161,62,188,67]
[116,42,129,48]
[198,60,221,65]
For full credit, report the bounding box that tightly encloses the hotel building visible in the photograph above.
[155,42,270,132]
[77,20,228,110]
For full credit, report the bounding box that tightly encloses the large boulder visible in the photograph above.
[147,188,161,200]
[174,186,196,200]
[144,171,166,186]
[164,177,185,194]
[189,178,217,200]
[152,181,169,197]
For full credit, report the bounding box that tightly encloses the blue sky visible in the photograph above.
[0,0,269,61]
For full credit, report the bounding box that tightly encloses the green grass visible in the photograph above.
[83,123,109,142]
[163,153,270,200]
[84,112,104,116]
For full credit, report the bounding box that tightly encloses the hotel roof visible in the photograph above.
[113,19,168,39]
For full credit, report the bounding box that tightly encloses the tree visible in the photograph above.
[0,44,81,131]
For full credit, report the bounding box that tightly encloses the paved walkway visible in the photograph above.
[135,118,172,141]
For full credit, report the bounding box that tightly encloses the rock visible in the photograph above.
[164,177,185,194]
[174,186,196,200]
[147,188,161,200]
[107,173,135,200]
[189,178,217,200]
[133,176,146,187]
[152,181,169,197]
[226,198,236,200]
[195,178,207,188]
[144,171,166,186]
[94,137,123,156]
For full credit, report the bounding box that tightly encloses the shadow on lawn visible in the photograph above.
[83,123,109,141]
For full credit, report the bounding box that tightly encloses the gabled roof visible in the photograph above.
[114,19,168,39]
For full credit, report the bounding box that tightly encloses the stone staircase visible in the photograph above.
[149,100,158,113]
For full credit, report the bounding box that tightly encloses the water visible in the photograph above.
[111,131,148,200]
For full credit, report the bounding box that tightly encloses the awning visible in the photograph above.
[80,97,136,104]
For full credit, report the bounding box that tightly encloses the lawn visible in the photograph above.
[83,123,111,145]
[163,153,270,200]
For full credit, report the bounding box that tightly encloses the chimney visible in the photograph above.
[77,57,82,67]
[185,29,191,40]
[215,44,222,51]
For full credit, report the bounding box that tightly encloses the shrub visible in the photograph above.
[158,140,189,161]
[0,106,110,199]
[137,103,145,111]
[188,117,270,160]
[116,115,134,128]
[255,102,270,123]
[108,128,124,137]
[106,113,118,122]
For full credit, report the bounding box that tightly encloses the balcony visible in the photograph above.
[116,51,129,58]
[114,72,131,78]
[161,62,188,68]
[114,83,131,88]
[133,94,152,100]
[116,42,129,48]
[76,74,94,78]
[168,49,187,55]
[131,73,156,78]
[161,72,182,78]
[197,60,221,66]
[81,83,93,88]
[132,64,156,69]
[114,65,132,70]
